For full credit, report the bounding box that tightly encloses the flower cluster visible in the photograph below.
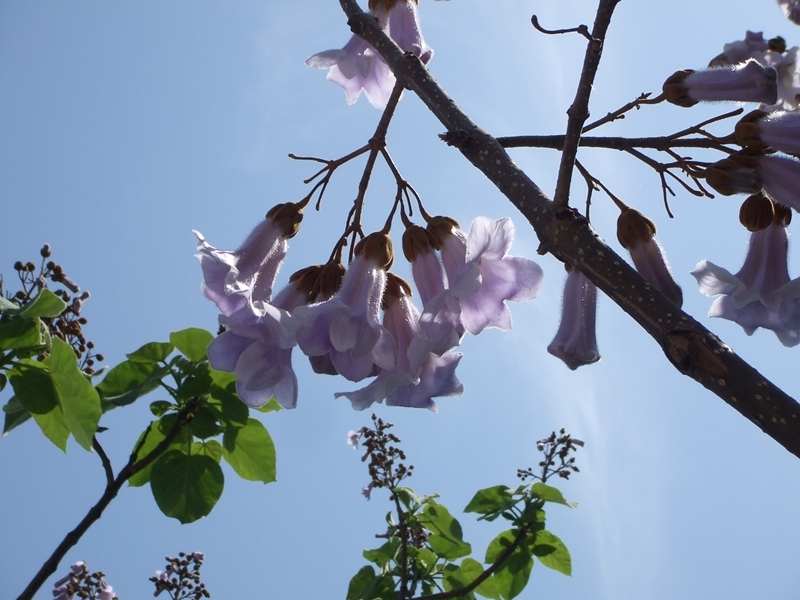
[306,0,433,109]
[52,561,116,600]
[196,212,542,411]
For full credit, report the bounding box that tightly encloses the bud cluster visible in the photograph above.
[52,561,116,600]
[150,552,210,600]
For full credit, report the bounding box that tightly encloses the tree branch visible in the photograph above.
[338,0,800,459]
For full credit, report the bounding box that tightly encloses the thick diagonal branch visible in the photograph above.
[338,0,800,459]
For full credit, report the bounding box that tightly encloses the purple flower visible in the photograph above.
[616,208,683,307]
[765,46,800,110]
[709,31,769,68]
[207,280,304,409]
[295,233,396,382]
[691,212,800,346]
[362,481,374,500]
[778,0,800,24]
[663,60,778,108]
[334,275,463,411]
[547,268,601,370]
[347,427,367,448]
[758,154,800,212]
[97,580,115,600]
[194,203,303,316]
[306,0,433,109]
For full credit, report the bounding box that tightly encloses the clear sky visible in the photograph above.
[2,1,800,599]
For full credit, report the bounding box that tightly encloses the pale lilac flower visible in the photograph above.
[362,481,374,500]
[758,154,800,212]
[335,277,463,411]
[778,0,800,24]
[97,580,115,600]
[295,234,396,382]
[192,552,205,561]
[617,208,683,307]
[756,111,800,154]
[306,0,433,109]
[347,428,366,448]
[663,60,778,107]
[709,31,769,68]
[547,269,601,370]
[207,281,303,409]
[764,47,800,110]
[692,217,800,346]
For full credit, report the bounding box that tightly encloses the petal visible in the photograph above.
[207,330,253,373]
[691,260,742,297]
[466,216,514,261]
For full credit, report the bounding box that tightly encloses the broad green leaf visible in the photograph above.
[192,440,223,463]
[18,289,66,318]
[149,400,174,417]
[150,450,224,523]
[30,403,70,451]
[442,564,476,600]
[0,297,19,312]
[346,566,394,600]
[169,328,214,363]
[176,363,212,402]
[418,501,472,560]
[256,397,283,413]
[2,396,32,435]
[50,338,101,451]
[363,538,401,567]
[530,482,573,507]
[126,341,174,364]
[531,530,571,576]
[394,487,436,511]
[464,485,514,516]
[484,530,533,600]
[207,381,248,428]
[0,316,41,351]
[414,547,437,573]
[347,566,377,600]
[97,359,167,407]
[0,372,7,391]
[461,558,502,600]
[222,418,276,483]
[9,361,69,449]
[129,414,191,487]
[190,405,222,439]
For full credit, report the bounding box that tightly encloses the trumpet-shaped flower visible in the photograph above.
[758,154,800,212]
[547,269,601,370]
[691,216,800,346]
[306,0,433,109]
[295,235,396,382]
[663,60,778,107]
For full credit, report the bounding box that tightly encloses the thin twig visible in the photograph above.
[552,0,621,212]
[92,437,114,488]
[497,134,733,151]
[582,92,665,133]
[530,14,592,41]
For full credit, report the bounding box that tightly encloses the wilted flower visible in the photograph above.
[617,208,683,307]
[692,206,800,346]
[547,268,601,370]
[306,0,433,109]
[663,60,778,108]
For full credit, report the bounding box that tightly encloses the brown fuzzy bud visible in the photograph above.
[704,153,763,196]
[616,208,656,249]
[735,109,768,150]
[354,232,394,270]
[769,36,787,53]
[662,69,697,107]
[739,193,775,231]
[426,216,461,249]
[313,260,347,300]
[40,244,51,258]
[266,202,304,239]
[383,273,413,309]
[13,261,23,271]
[401,225,437,262]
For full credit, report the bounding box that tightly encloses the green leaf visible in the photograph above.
[149,400,174,417]
[2,396,32,435]
[418,501,472,560]
[169,328,214,363]
[484,530,532,600]
[150,450,224,523]
[9,361,69,450]
[530,482,573,507]
[31,403,70,451]
[461,558,502,600]
[192,440,223,463]
[126,341,174,364]
[18,289,66,318]
[97,359,169,407]
[464,485,514,516]
[190,405,222,439]
[49,338,101,451]
[442,564,476,600]
[363,538,401,567]
[0,372,7,391]
[531,530,571,576]
[347,566,376,600]
[0,297,19,312]
[0,316,41,351]
[414,548,438,573]
[129,414,191,487]
[222,418,276,483]
[207,381,248,428]
[256,397,283,413]
[176,363,212,402]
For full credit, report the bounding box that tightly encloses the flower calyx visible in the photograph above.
[705,152,763,196]
[383,272,413,309]
[735,109,769,150]
[401,224,438,262]
[266,201,305,239]
[739,193,775,231]
[616,208,656,249]
[354,232,394,270]
[312,260,347,301]
[425,215,460,249]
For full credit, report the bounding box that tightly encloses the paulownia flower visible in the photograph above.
[691,206,800,346]
[663,60,778,108]
[547,268,601,370]
[306,0,433,109]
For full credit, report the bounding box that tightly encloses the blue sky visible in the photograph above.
[2,1,800,599]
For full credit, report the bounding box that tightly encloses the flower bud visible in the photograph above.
[266,201,304,239]
[616,208,656,249]
[402,224,437,262]
[705,153,763,196]
[739,193,775,231]
[354,232,394,269]
[734,109,769,150]
[426,215,460,249]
